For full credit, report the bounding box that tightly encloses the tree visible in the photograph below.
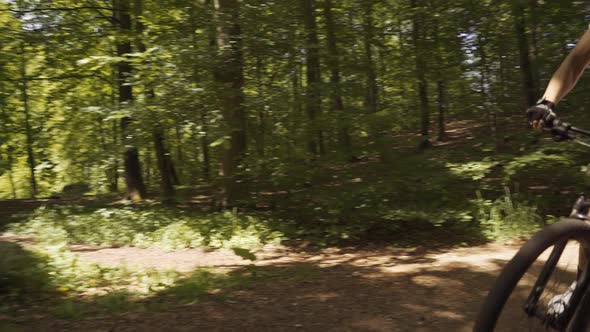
[134,0,175,198]
[411,0,431,149]
[323,0,350,155]
[114,0,147,201]
[512,0,537,106]
[214,0,247,206]
[302,0,325,157]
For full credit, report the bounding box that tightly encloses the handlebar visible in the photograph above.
[545,118,590,143]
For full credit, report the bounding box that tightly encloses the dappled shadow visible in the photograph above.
[0,240,61,306]
[0,196,117,232]
[0,235,52,327]
[15,242,522,332]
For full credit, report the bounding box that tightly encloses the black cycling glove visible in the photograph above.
[526,98,557,128]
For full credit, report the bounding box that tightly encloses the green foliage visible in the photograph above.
[473,187,543,239]
[1,0,586,199]
[446,160,498,180]
[503,147,577,179]
[9,206,282,250]
[231,247,257,261]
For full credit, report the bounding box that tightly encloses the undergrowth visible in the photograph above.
[0,236,317,319]
[8,207,282,250]
[4,124,589,319]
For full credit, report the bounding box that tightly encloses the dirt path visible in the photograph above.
[6,241,534,332]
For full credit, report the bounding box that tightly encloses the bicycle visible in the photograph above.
[474,119,590,331]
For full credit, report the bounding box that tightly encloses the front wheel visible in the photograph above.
[474,219,590,331]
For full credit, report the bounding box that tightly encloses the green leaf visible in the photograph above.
[209,136,229,148]
[231,247,257,261]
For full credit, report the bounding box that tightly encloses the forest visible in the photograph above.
[2,0,590,330]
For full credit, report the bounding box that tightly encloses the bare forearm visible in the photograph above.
[543,29,590,105]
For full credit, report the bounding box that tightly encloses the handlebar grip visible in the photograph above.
[550,119,574,141]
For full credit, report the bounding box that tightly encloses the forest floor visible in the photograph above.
[2,116,587,331]
[3,236,524,332]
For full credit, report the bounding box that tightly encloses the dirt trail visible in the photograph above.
[9,241,532,332]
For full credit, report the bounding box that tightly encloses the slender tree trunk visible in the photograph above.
[173,122,183,180]
[145,148,152,186]
[255,55,266,158]
[499,48,507,103]
[197,0,214,182]
[98,116,117,190]
[200,110,211,181]
[19,42,37,198]
[111,121,119,192]
[135,0,175,197]
[7,146,17,199]
[363,0,378,115]
[290,48,301,157]
[214,0,247,207]
[302,0,325,157]
[411,0,431,149]
[476,32,499,150]
[432,5,447,142]
[114,0,147,201]
[323,0,350,156]
[153,128,174,198]
[363,0,387,160]
[529,0,540,96]
[109,66,119,192]
[0,95,16,198]
[512,0,537,106]
[436,81,447,141]
[397,9,407,100]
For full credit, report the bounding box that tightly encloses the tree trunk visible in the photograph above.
[255,55,266,158]
[153,128,175,198]
[7,146,17,199]
[397,9,407,100]
[200,110,211,181]
[363,0,387,160]
[19,42,37,198]
[108,67,119,193]
[363,0,378,115]
[432,5,447,142]
[114,0,147,201]
[197,0,214,182]
[111,121,119,192]
[302,0,325,157]
[0,93,16,198]
[290,48,302,158]
[323,0,350,156]
[98,116,118,191]
[436,81,447,141]
[411,0,431,149]
[214,0,247,207]
[135,0,176,197]
[529,0,540,96]
[145,147,152,187]
[512,0,537,106]
[173,122,183,182]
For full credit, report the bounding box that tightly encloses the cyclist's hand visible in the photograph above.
[526,99,556,130]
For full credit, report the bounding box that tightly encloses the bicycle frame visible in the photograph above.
[519,122,590,330]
